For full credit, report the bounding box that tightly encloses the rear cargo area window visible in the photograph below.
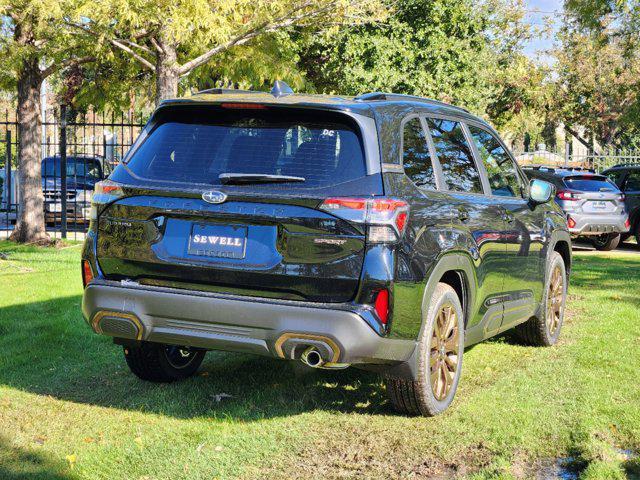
[123,106,368,189]
[564,176,617,192]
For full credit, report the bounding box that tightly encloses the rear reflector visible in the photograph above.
[82,260,94,288]
[567,216,576,229]
[374,289,390,325]
[319,197,409,243]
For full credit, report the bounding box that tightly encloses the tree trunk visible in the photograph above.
[155,42,179,106]
[9,57,48,244]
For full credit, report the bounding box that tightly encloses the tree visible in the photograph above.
[77,0,384,106]
[295,0,532,116]
[554,0,640,149]
[0,0,95,243]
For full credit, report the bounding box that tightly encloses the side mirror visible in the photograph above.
[529,179,554,204]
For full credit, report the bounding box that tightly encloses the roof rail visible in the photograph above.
[354,92,470,113]
[194,88,261,95]
[610,163,640,169]
[521,165,557,172]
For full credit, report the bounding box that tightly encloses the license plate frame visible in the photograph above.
[591,201,608,210]
[187,223,247,259]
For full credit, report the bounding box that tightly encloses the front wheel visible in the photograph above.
[592,233,620,251]
[385,283,464,416]
[124,342,205,382]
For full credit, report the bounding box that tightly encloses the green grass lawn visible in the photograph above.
[0,240,639,480]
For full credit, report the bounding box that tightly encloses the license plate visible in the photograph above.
[591,201,607,209]
[188,224,247,259]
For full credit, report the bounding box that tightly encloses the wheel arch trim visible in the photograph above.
[418,252,477,340]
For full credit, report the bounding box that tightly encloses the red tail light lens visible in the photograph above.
[319,197,409,243]
[567,216,576,229]
[82,260,94,288]
[94,180,124,197]
[625,218,631,229]
[374,289,390,325]
[557,190,580,201]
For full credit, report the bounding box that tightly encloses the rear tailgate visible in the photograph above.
[563,175,624,214]
[96,104,382,303]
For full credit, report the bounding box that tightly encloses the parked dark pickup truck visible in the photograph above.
[41,155,108,225]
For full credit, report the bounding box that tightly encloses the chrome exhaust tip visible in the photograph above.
[300,346,324,368]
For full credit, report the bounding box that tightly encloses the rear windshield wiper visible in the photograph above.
[219,173,306,185]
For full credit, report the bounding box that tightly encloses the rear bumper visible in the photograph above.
[567,213,629,236]
[81,281,415,366]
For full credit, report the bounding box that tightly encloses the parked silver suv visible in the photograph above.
[524,166,629,250]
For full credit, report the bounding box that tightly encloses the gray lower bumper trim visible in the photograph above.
[82,282,415,365]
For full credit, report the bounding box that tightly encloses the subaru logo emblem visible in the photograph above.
[202,191,227,204]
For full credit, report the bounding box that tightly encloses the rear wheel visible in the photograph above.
[515,251,566,346]
[385,283,464,416]
[592,233,620,251]
[124,342,205,382]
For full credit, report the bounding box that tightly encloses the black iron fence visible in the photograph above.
[1,108,145,241]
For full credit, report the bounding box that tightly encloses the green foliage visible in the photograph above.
[556,0,640,149]
[294,0,548,144]
[72,0,386,105]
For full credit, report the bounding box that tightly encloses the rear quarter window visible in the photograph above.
[122,106,370,191]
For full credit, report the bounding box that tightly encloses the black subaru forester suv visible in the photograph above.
[81,83,571,416]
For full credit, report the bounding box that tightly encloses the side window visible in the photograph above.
[402,117,436,189]
[624,171,640,191]
[425,118,483,193]
[468,125,522,197]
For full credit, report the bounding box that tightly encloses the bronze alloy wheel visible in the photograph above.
[546,265,564,336]
[430,302,460,401]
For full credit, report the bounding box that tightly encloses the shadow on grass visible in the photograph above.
[0,294,390,421]
[1,254,638,423]
[0,436,73,480]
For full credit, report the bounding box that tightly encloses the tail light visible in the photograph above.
[94,180,124,197]
[82,260,94,288]
[557,190,580,201]
[91,180,124,221]
[567,216,576,229]
[625,218,631,229]
[319,197,409,243]
[373,289,390,325]
[618,193,626,201]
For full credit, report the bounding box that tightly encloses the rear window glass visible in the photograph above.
[124,106,367,189]
[564,176,618,192]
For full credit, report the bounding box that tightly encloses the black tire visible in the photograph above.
[385,283,465,416]
[124,342,205,382]
[515,251,567,347]
[592,233,620,251]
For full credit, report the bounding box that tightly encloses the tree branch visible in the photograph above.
[66,20,156,72]
[177,0,347,75]
[40,55,96,79]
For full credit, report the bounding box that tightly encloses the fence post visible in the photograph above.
[5,130,11,212]
[59,105,67,239]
